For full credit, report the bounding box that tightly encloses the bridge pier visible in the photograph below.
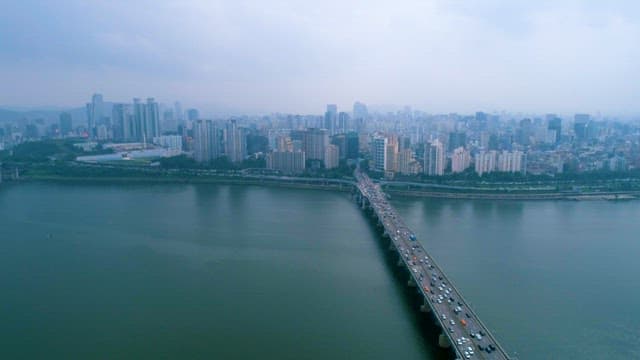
[407,277,417,287]
[388,241,396,251]
[420,300,431,313]
[438,333,451,348]
[396,258,404,267]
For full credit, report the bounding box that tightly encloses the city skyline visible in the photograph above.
[1,1,639,115]
[1,92,637,123]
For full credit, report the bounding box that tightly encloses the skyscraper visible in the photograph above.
[187,108,200,121]
[86,93,103,139]
[59,112,72,137]
[345,132,359,160]
[193,120,221,162]
[144,98,160,140]
[266,151,305,174]
[193,120,208,162]
[448,131,467,152]
[162,110,175,132]
[133,98,145,142]
[353,101,368,132]
[474,111,488,131]
[475,150,497,176]
[331,134,347,160]
[574,114,590,141]
[546,114,562,145]
[303,128,328,161]
[517,118,533,146]
[497,150,526,173]
[337,112,349,134]
[451,147,471,173]
[324,104,337,135]
[424,139,445,176]
[225,119,247,163]
[372,136,387,172]
[385,136,399,173]
[130,98,161,143]
[112,104,133,141]
[275,135,293,152]
[398,148,418,175]
[325,144,339,169]
[174,102,183,122]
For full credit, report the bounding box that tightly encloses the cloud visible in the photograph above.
[0,0,638,115]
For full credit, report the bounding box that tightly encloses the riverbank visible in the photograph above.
[21,174,353,192]
[20,174,640,201]
[385,188,640,200]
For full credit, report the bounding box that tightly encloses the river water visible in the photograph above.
[1,182,638,359]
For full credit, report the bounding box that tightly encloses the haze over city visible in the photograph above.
[5,1,640,359]
[1,0,639,115]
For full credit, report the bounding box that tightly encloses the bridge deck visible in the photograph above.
[355,171,510,360]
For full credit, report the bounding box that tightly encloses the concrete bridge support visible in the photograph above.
[407,277,417,287]
[397,258,404,267]
[438,333,451,348]
[420,300,431,313]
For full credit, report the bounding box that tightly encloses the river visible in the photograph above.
[1,182,638,359]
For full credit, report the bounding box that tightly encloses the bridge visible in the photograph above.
[354,171,511,360]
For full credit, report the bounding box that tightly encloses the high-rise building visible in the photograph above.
[474,111,488,131]
[193,120,210,162]
[517,118,533,146]
[162,110,175,133]
[337,112,349,134]
[331,134,347,160]
[266,151,305,174]
[448,131,467,152]
[345,132,359,160]
[59,112,73,137]
[193,120,220,162]
[174,102,183,122]
[112,104,133,141]
[325,144,339,169]
[303,128,328,161]
[574,114,590,141]
[475,150,497,176]
[424,139,445,176]
[291,139,303,152]
[497,150,526,173]
[385,136,399,173]
[353,101,368,132]
[275,135,293,152]
[96,124,109,140]
[224,119,246,163]
[132,98,145,141]
[187,108,200,121]
[324,104,337,135]
[546,114,562,144]
[85,93,103,139]
[399,136,411,152]
[194,120,209,163]
[131,98,160,143]
[144,98,160,140]
[451,147,471,173]
[372,136,387,172]
[153,135,183,152]
[398,148,419,175]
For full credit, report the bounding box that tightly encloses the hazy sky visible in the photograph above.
[1,0,638,115]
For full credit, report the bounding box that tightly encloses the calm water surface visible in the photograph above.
[1,182,639,359]
[393,196,640,359]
